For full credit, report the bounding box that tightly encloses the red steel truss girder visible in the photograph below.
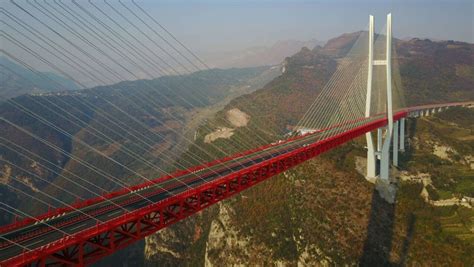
[2,111,412,267]
[1,110,387,239]
[7,104,474,266]
[2,102,471,238]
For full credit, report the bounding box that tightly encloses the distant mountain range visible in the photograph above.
[0,39,320,99]
[202,39,324,68]
[0,57,80,99]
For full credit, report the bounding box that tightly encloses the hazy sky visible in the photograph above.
[1,0,472,86]
[138,0,473,52]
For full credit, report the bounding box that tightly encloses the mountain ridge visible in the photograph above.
[202,39,323,69]
[0,57,80,99]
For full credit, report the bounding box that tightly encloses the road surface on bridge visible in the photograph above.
[0,113,385,261]
[1,102,472,265]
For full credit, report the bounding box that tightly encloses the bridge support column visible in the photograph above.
[399,118,405,151]
[392,120,399,166]
[377,128,383,159]
[366,137,377,178]
[380,146,390,179]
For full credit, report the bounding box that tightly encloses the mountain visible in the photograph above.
[141,34,473,266]
[322,31,363,57]
[1,31,473,266]
[0,65,278,226]
[397,38,474,105]
[0,57,80,99]
[202,39,323,69]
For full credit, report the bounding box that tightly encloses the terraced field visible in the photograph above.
[438,206,474,242]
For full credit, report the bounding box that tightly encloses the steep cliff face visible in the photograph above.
[144,146,375,266]
[143,34,473,266]
[203,152,375,265]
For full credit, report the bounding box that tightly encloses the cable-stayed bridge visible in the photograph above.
[0,1,472,266]
[1,102,471,267]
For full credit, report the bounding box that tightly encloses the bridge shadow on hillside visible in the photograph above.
[359,188,416,266]
[359,189,395,266]
[359,118,418,266]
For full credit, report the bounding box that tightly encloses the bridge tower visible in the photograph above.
[365,13,401,182]
[365,15,377,178]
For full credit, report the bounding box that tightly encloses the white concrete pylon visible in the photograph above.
[365,13,397,180]
[365,14,376,178]
[379,13,393,180]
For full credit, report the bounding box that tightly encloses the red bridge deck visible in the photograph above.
[0,102,472,266]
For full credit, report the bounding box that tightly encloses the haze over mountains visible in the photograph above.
[0,57,79,99]
[201,39,323,69]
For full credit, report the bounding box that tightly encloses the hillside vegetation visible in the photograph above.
[143,35,474,266]
[0,66,273,220]
[400,107,474,247]
[403,107,474,198]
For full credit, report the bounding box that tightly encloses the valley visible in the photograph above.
[1,31,473,266]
